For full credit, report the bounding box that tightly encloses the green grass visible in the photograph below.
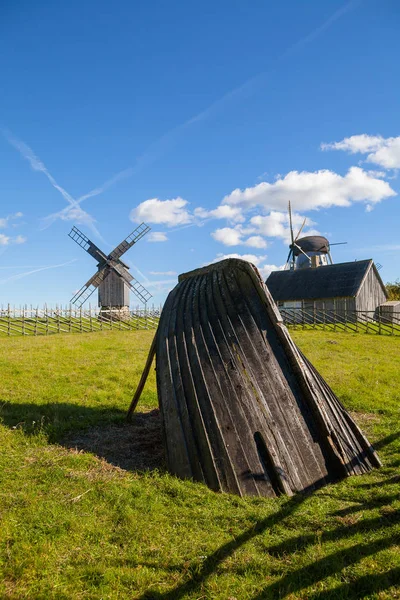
[286,320,400,336]
[0,330,399,599]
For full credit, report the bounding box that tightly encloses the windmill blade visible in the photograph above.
[293,241,311,264]
[68,226,107,264]
[284,248,294,270]
[70,267,109,307]
[126,278,153,304]
[294,217,307,242]
[109,222,151,261]
[110,260,134,283]
[288,201,294,247]
[109,260,151,303]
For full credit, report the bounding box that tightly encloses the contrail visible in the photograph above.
[183,0,361,127]
[3,129,76,206]
[67,0,360,204]
[2,129,101,237]
[130,263,151,284]
[3,0,359,226]
[0,259,77,285]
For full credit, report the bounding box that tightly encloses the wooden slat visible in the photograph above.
[155,258,380,497]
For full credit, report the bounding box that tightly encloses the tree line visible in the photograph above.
[386,280,400,300]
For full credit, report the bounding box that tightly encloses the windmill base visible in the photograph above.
[98,306,131,322]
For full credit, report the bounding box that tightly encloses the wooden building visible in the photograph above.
[379,300,400,323]
[266,259,387,317]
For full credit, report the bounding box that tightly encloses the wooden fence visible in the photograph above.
[0,305,161,337]
[280,307,400,336]
[2,304,399,338]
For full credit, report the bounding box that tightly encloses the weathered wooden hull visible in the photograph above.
[156,259,381,497]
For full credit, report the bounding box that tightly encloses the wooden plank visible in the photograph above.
[154,258,380,497]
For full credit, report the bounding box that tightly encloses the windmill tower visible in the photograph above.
[285,201,333,271]
[68,223,152,317]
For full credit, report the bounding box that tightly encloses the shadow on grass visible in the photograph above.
[64,409,165,472]
[137,492,309,600]
[137,500,398,600]
[0,401,165,473]
[134,431,399,600]
[373,430,400,451]
[137,498,398,600]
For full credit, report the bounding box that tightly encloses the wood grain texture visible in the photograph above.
[156,259,381,497]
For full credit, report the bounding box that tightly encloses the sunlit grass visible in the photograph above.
[0,330,399,599]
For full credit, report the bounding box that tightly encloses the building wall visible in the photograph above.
[355,266,387,313]
[98,271,130,307]
[279,297,357,323]
[279,297,355,313]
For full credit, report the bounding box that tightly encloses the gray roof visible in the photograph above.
[266,259,379,301]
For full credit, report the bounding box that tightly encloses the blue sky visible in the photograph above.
[1,0,399,307]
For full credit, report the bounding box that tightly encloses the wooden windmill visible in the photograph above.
[285,201,335,270]
[68,223,152,313]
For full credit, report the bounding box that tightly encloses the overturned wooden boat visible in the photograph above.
[143,259,381,497]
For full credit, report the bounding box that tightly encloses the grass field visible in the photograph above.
[0,330,399,599]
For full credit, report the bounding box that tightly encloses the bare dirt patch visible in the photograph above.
[63,409,165,472]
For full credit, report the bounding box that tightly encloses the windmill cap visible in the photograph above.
[292,235,330,255]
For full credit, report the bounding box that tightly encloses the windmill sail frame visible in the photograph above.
[68,223,152,308]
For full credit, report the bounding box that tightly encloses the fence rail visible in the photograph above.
[2,304,399,338]
[280,307,400,336]
[0,306,161,337]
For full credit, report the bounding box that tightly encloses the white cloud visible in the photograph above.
[321,134,385,155]
[194,205,244,223]
[0,212,24,229]
[206,252,284,280]
[322,134,400,169]
[222,167,396,212]
[149,270,177,276]
[14,235,27,244]
[250,211,319,244]
[147,231,168,242]
[211,227,243,246]
[211,226,268,248]
[41,204,98,234]
[250,212,287,238]
[259,264,284,279]
[244,235,268,249]
[0,233,27,246]
[130,197,192,227]
[208,253,267,267]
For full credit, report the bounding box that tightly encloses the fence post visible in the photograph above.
[334,299,337,332]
